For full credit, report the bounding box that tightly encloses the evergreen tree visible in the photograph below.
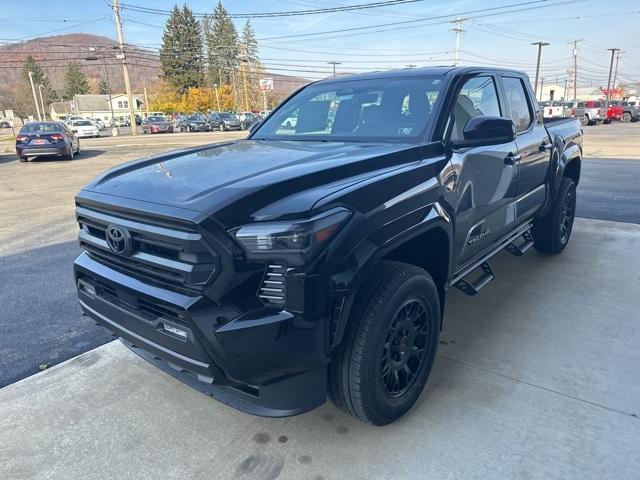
[160,4,204,94]
[204,1,239,86]
[97,79,110,95]
[62,63,90,100]
[241,20,259,66]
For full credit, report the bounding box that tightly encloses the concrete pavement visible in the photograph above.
[1,218,638,480]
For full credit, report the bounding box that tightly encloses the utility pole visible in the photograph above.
[568,39,582,100]
[531,42,550,100]
[214,83,221,112]
[451,17,465,66]
[143,85,149,117]
[112,0,138,135]
[328,61,341,77]
[540,77,545,101]
[612,50,622,91]
[240,48,249,111]
[605,48,620,103]
[563,79,568,101]
[27,71,41,121]
[38,84,46,120]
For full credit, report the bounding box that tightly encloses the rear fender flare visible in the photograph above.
[540,135,581,215]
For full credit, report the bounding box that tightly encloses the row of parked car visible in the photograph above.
[541,100,640,125]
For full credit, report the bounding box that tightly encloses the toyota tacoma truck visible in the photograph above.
[74,67,582,425]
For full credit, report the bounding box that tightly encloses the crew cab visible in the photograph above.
[73,67,582,425]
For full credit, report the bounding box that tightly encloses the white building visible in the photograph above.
[70,94,145,123]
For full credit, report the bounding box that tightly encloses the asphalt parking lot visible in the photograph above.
[1,123,639,479]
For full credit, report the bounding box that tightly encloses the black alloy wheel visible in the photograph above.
[381,298,430,397]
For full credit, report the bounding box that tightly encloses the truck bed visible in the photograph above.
[544,117,582,141]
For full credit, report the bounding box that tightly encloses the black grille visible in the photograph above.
[76,204,217,292]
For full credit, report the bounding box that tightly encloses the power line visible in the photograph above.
[121,0,427,18]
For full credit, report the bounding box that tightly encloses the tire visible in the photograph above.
[622,112,632,123]
[580,115,588,126]
[75,142,81,155]
[219,123,225,132]
[329,260,441,425]
[19,155,28,162]
[532,177,576,254]
[63,145,74,161]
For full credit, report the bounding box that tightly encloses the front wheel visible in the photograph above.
[580,115,588,126]
[219,123,225,132]
[329,261,440,425]
[622,112,632,123]
[532,177,576,254]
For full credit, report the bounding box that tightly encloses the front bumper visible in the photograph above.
[74,252,327,417]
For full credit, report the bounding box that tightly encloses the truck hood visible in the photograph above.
[82,139,422,226]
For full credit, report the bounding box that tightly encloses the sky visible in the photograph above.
[1,0,639,87]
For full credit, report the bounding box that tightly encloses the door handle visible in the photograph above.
[504,153,521,165]
[539,142,553,151]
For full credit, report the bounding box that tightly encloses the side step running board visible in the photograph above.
[505,231,534,257]
[451,223,533,296]
[453,261,494,296]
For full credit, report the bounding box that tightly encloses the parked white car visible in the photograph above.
[90,119,105,130]
[69,120,100,138]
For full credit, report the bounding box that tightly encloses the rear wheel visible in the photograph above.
[532,177,576,254]
[19,155,28,162]
[219,123,226,132]
[63,145,74,161]
[580,115,588,126]
[329,261,440,425]
[622,112,632,123]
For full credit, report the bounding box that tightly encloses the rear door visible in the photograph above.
[446,73,520,267]
[499,74,549,221]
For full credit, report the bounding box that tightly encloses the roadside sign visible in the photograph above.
[4,109,14,119]
[259,78,274,91]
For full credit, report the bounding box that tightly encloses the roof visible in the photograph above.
[314,65,529,85]
[50,101,72,114]
[72,94,144,111]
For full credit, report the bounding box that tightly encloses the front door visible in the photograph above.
[446,74,520,268]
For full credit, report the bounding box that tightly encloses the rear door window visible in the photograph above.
[502,76,533,133]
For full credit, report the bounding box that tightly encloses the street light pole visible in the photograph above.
[27,71,41,121]
[38,84,46,120]
[531,42,550,101]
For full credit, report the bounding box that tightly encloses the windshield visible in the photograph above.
[220,113,236,120]
[188,116,204,122]
[21,123,62,133]
[253,75,443,142]
[74,121,93,126]
[148,116,165,122]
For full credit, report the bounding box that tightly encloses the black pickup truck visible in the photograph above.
[74,67,582,425]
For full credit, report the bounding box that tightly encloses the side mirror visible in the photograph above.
[249,120,262,134]
[451,116,516,148]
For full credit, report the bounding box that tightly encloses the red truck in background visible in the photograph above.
[604,101,624,123]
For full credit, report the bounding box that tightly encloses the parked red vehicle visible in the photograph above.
[604,101,624,123]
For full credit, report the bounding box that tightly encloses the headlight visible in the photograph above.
[230,208,351,265]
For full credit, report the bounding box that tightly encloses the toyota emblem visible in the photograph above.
[105,225,131,255]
